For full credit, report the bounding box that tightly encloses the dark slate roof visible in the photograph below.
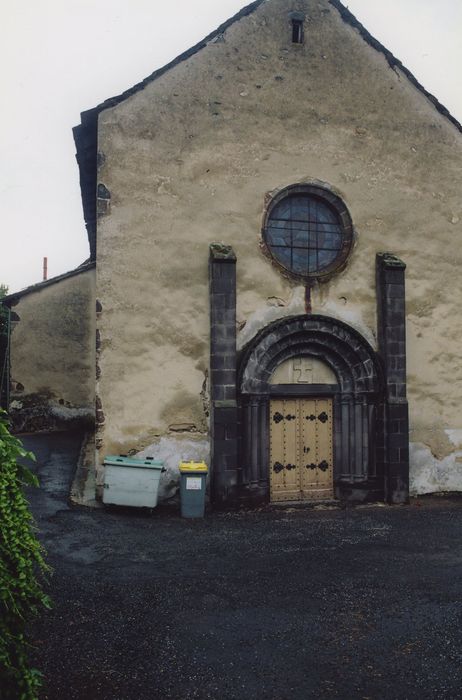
[2,261,95,306]
[73,0,462,261]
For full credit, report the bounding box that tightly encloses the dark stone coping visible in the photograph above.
[377,252,406,270]
[209,244,237,261]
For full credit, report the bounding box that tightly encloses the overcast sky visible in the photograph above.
[2,0,461,293]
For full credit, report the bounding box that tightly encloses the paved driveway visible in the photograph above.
[21,432,462,700]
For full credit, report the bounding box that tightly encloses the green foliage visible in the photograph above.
[0,410,51,699]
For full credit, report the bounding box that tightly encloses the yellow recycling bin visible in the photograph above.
[179,461,208,518]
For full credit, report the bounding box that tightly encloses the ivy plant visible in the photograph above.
[0,409,51,699]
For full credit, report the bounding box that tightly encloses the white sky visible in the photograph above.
[1,0,461,293]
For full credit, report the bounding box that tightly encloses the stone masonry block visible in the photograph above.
[213,424,225,440]
[213,385,237,401]
[385,284,405,299]
[211,369,236,386]
[210,353,236,371]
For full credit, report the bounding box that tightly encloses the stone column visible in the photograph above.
[376,253,409,504]
[209,244,238,505]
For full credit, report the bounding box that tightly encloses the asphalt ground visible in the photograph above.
[19,432,462,700]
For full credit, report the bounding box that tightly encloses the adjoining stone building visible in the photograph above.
[49,0,462,503]
[1,263,95,433]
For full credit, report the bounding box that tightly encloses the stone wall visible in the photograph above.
[93,0,462,492]
[7,267,95,432]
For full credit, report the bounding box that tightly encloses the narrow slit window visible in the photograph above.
[292,19,303,44]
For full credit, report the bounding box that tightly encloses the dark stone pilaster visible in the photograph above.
[239,396,269,505]
[376,253,409,504]
[209,244,238,505]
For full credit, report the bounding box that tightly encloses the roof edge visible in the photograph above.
[73,0,266,260]
[328,0,462,134]
[78,0,266,124]
[78,0,462,135]
[73,0,461,258]
[2,261,96,306]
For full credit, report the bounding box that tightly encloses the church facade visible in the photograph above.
[73,0,462,504]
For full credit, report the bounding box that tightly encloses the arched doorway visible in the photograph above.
[238,315,385,503]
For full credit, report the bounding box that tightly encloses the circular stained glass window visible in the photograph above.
[263,184,353,281]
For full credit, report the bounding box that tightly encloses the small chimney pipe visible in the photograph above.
[43,257,48,281]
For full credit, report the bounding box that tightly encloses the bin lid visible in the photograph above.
[179,461,208,473]
[104,455,164,469]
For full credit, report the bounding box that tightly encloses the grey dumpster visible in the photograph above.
[103,455,164,507]
[179,461,208,518]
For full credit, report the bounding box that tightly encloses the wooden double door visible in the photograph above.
[269,397,334,502]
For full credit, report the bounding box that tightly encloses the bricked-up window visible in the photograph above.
[263,184,353,281]
[292,19,304,44]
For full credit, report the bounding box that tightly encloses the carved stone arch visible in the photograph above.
[239,315,383,396]
[237,315,386,503]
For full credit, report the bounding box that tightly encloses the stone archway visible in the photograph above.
[209,246,409,507]
[237,315,385,503]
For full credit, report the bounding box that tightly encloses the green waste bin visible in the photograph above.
[103,455,165,508]
[179,461,208,518]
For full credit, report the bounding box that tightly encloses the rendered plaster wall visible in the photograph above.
[9,269,95,431]
[95,0,462,490]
